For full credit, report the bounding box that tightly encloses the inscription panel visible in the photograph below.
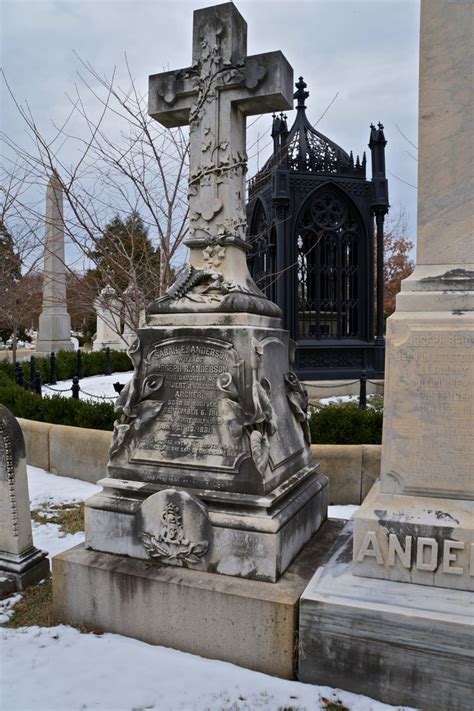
[132,337,244,472]
[381,323,474,498]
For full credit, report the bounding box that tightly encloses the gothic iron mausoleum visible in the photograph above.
[247,77,389,381]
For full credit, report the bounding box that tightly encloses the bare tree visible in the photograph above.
[383,208,415,317]
[1,55,189,339]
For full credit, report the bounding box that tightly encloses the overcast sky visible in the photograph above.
[1,0,420,249]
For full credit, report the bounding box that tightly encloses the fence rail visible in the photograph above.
[15,352,381,410]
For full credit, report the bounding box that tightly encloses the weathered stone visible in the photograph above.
[35,173,73,355]
[299,2,474,707]
[0,405,49,592]
[351,0,474,592]
[92,285,125,352]
[299,524,474,711]
[53,521,344,679]
[80,1,327,583]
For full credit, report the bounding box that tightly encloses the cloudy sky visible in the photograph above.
[2,0,420,249]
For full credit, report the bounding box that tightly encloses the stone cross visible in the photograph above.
[36,173,73,354]
[0,405,49,593]
[149,2,293,255]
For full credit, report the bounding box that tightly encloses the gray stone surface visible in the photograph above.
[299,524,474,711]
[82,2,327,582]
[53,520,344,679]
[92,285,125,352]
[352,0,474,591]
[36,173,73,355]
[0,405,49,592]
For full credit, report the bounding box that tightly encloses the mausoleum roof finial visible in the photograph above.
[294,76,309,110]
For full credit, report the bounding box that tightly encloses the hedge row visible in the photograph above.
[309,402,383,444]
[1,370,382,443]
[0,373,115,431]
[0,349,132,385]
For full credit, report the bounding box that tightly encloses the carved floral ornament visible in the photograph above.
[284,371,311,445]
[139,502,209,567]
[217,338,277,476]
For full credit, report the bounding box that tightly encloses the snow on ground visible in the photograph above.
[0,470,407,711]
[328,505,359,520]
[45,371,134,402]
[28,465,101,508]
[1,624,415,711]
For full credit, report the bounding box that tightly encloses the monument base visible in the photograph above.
[53,520,343,679]
[352,481,474,591]
[299,524,474,711]
[85,469,328,582]
[0,546,50,593]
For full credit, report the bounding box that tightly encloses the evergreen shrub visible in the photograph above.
[309,402,383,445]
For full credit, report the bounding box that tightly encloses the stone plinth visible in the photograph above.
[299,524,474,711]
[54,521,343,679]
[0,405,49,593]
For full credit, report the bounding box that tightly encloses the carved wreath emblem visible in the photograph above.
[139,503,209,567]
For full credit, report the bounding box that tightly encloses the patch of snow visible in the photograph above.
[27,465,101,509]
[328,505,360,520]
[0,624,416,711]
[45,370,133,402]
[31,521,85,560]
[320,394,358,405]
[0,593,22,624]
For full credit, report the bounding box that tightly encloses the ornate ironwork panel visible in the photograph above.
[248,202,276,302]
[296,188,364,340]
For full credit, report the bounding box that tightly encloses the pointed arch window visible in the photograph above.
[248,202,276,302]
[296,188,363,339]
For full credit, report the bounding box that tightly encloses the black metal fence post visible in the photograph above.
[359,370,367,410]
[77,349,84,379]
[50,352,57,384]
[29,356,36,391]
[15,362,24,388]
[72,376,80,399]
[34,371,42,397]
[104,347,112,376]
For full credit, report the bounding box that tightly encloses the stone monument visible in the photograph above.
[299,2,474,708]
[36,173,73,355]
[0,405,49,593]
[92,284,125,352]
[53,2,329,674]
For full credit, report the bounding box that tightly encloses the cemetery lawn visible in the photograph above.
[0,467,414,711]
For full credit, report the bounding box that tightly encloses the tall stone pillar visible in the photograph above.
[352,0,474,592]
[36,173,73,355]
[299,3,473,708]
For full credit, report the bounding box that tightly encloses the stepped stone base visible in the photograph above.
[53,520,343,679]
[299,524,474,711]
[0,547,50,593]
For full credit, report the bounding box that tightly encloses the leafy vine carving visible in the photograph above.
[284,371,311,445]
[109,340,165,457]
[217,339,276,475]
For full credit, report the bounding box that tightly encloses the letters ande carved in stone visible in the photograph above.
[139,502,209,567]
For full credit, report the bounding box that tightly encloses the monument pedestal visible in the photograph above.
[299,524,474,711]
[53,520,343,679]
[0,546,50,593]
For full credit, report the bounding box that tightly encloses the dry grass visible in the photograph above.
[3,578,56,628]
[31,503,84,535]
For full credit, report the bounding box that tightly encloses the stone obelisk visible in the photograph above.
[299,2,473,708]
[36,173,73,354]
